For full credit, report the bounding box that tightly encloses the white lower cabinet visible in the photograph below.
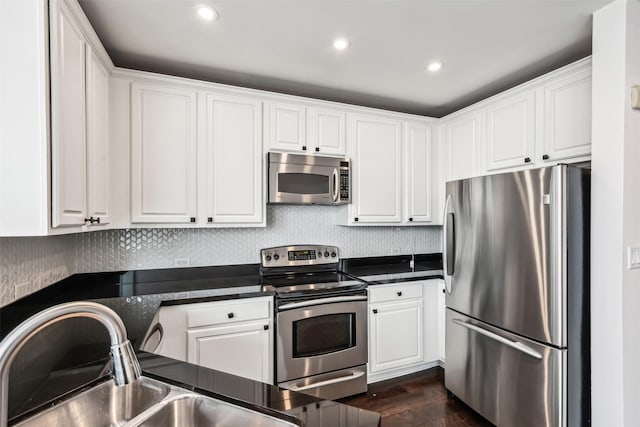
[367,280,441,383]
[151,296,273,384]
[187,320,271,383]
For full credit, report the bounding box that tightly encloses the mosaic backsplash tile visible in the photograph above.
[1,206,442,307]
[0,235,76,307]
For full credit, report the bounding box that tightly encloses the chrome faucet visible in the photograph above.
[0,301,142,427]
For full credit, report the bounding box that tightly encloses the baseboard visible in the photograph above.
[367,360,440,384]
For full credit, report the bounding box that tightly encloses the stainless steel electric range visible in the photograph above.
[260,245,368,400]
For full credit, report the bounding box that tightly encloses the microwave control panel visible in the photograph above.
[339,166,350,202]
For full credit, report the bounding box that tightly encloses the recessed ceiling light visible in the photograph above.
[197,5,218,21]
[427,61,443,72]
[333,38,350,51]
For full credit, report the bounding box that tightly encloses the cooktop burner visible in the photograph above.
[260,245,367,295]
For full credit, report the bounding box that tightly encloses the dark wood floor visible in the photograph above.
[338,367,494,427]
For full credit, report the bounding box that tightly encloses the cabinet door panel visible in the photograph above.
[267,102,306,152]
[350,115,402,223]
[51,1,87,227]
[404,122,432,223]
[206,94,263,224]
[86,48,110,224]
[187,321,272,383]
[485,92,535,172]
[307,107,346,155]
[444,113,481,182]
[369,300,423,372]
[131,84,197,223]
[543,70,592,161]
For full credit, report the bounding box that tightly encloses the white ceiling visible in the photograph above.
[78,0,612,117]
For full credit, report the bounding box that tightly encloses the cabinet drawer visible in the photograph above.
[187,298,271,328]
[369,283,423,303]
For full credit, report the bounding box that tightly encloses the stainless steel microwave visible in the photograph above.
[268,152,350,205]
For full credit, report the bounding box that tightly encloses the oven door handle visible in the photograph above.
[287,370,365,392]
[278,295,367,310]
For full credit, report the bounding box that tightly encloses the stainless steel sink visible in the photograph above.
[133,394,298,427]
[12,377,172,427]
[11,376,298,427]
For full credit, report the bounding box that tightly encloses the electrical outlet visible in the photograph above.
[628,246,640,269]
[174,257,191,267]
[15,282,31,300]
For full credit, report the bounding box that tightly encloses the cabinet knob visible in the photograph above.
[542,154,550,160]
[263,324,269,330]
[354,217,359,222]
[372,309,378,314]
[190,217,196,223]
[207,217,213,223]
[315,147,320,152]
[409,217,413,222]
[227,312,234,319]
[397,291,403,297]
[524,157,531,163]
[302,146,307,151]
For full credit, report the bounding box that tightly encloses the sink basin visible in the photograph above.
[11,376,299,427]
[12,377,172,427]
[134,394,299,427]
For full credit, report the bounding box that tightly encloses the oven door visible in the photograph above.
[269,162,339,205]
[276,296,368,382]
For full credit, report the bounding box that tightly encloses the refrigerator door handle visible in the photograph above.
[451,318,543,360]
[443,195,456,293]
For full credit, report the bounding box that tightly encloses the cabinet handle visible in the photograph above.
[263,324,269,330]
[302,146,307,151]
[524,157,531,163]
[95,217,100,224]
[354,217,359,222]
[397,291,403,297]
[227,313,234,319]
[409,217,413,222]
[85,217,100,224]
[372,309,378,314]
[207,217,213,223]
[190,217,196,223]
[542,154,550,160]
[315,147,320,152]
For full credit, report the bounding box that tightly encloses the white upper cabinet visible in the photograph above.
[206,93,264,225]
[265,102,306,152]
[131,83,198,224]
[306,106,346,156]
[348,113,403,224]
[266,101,347,156]
[86,48,110,225]
[50,0,111,229]
[51,0,87,227]
[542,68,592,162]
[404,122,432,223]
[442,111,482,182]
[485,91,536,172]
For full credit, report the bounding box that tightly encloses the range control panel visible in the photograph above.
[261,245,339,267]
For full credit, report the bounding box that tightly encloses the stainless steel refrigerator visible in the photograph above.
[443,165,590,427]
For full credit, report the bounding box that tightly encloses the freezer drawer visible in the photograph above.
[445,309,566,427]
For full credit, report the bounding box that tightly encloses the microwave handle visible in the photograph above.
[331,168,339,203]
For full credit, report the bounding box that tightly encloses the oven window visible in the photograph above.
[292,313,356,358]
[278,173,328,194]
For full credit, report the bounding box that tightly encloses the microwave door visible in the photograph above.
[270,163,335,204]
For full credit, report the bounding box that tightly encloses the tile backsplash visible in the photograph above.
[1,206,442,307]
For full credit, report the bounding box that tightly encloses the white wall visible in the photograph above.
[591,0,640,424]
[0,205,442,307]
